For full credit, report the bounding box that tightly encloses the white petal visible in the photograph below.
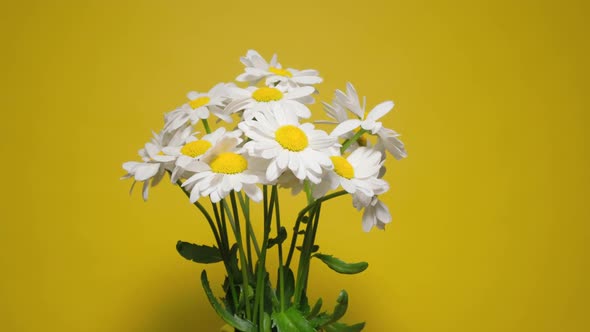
[284,86,315,100]
[362,207,376,232]
[366,101,393,121]
[135,163,160,181]
[331,119,361,137]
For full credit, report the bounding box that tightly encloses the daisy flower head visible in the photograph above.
[181,136,265,203]
[326,82,408,160]
[313,147,389,199]
[225,84,315,121]
[163,127,243,183]
[353,194,392,232]
[235,49,323,89]
[238,105,338,184]
[164,83,234,133]
[121,127,191,200]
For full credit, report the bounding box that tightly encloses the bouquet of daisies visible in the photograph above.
[122,50,407,332]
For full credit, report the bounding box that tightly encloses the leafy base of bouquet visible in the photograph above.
[122,50,407,331]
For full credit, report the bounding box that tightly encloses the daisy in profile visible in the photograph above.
[353,194,392,232]
[225,84,314,120]
[313,147,389,199]
[181,137,265,203]
[121,127,190,200]
[325,82,408,160]
[163,128,242,183]
[164,83,234,132]
[236,49,323,89]
[238,105,337,184]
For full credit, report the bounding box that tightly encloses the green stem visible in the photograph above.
[237,192,261,258]
[253,185,272,326]
[222,194,252,321]
[273,186,286,311]
[293,204,319,306]
[285,190,348,268]
[202,118,211,134]
[340,129,367,153]
[175,180,221,247]
[174,181,239,311]
[301,202,322,303]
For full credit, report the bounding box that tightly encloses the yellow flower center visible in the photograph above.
[269,67,293,78]
[252,87,283,102]
[210,152,248,174]
[189,96,210,109]
[181,140,212,158]
[275,125,308,152]
[356,130,368,147]
[330,156,355,179]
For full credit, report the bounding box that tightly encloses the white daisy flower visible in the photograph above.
[353,194,392,232]
[313,147,389,199]
[121,127,190,200]
[181,137,265,203]
[238,105,338,184]
[162,128,242,183]
[235,49,323,89]
[225,85,314,120]
[325,82,408,160]
[164,83,234,132]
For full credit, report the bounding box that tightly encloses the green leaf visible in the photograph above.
[330,290,348,323]
[176,241,223,264]
[323,322,366,332]
[268,226,287,248]
[272,307,316,332]
[277,265,295,304]
[200,270,255,332]
[313,253,368,274]
[307,297,323,319]
[312,291,349,328]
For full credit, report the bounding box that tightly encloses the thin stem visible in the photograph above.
[237,191,261,258]
[253,185,272,326]
[175,180,221,247]
[293,204,319,306]
[201,118,211,134]
[300,202,322,302]
[222,194,252,320]
[340,129,367,153]
[285,190,348,268]
[273,186,286,311]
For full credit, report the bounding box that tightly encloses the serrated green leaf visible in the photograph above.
[176,241,223,264]
[323,322,366,332]
[200,270,255,332]
[313,254,368,274]
[268,226,287,248]
[272,307,315,332]
[331,290,348,322]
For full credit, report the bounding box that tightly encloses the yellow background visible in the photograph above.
[1,0,589,331]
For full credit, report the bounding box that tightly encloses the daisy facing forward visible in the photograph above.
[225,84,315,120]
[181,136,265,203]
[236,49,323,89]
[239,105,337,184]
[163,128,242,183]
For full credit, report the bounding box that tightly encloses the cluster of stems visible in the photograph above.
[175,119,347,328]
